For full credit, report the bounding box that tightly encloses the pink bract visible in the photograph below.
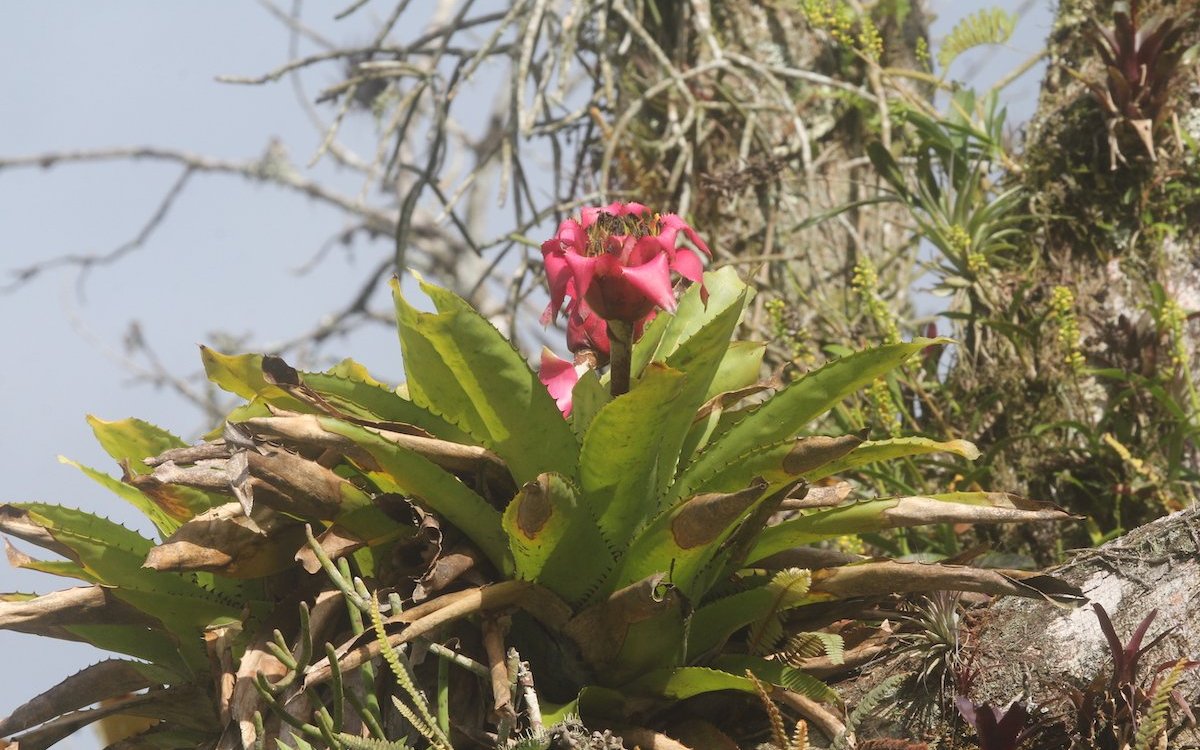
[566,302,611,362]
[540,202,711,325]
[538,348,582,417]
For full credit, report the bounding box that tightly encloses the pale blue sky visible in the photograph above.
[0,2,1051,747]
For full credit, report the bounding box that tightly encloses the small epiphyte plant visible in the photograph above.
[867,90,1030,350]
[895,591,963,701]
[954,697,1036,750]
[1065,603,1199,749]
[1084,0,1197,169]
[830,674,908,750]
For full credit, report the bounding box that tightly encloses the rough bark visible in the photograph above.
[836,507,1200,746]
[970,506,1200,712]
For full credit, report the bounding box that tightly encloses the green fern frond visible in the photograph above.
[832,673,906,750]
[937,8,1015,70]
[1134,659,1188,750]
[753,617,786,657]
[748,568,813,654]
[333,733,415,750]
[768,568,812,598]
[780,631,846,666]
[778,668,838,703]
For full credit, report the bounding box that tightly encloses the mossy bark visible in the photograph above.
[597,0,1198,552]
[602,1,934,349]
[834,3,1200,742]
[940,0,1200,555]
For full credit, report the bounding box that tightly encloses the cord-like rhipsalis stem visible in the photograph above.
[340,584,386,736]
[424,640,490,678]
[352,575,372,603]
[252,712,266,750]
[267,634,298,673]
[306,524,368,611]
[325,642,344,731]
[267,602,313,692]
[314,703,339,749]
[387,592,404,616]
[252,673,324,740]
[437,648,450,739]
[339,644,387,740]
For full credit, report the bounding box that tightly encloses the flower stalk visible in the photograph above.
[607,319,635,397]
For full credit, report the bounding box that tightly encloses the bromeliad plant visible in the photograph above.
[1065,604,1199,749]
[1083,0,1196,170]
[2,204,1084,749]
[953,698,1035,750]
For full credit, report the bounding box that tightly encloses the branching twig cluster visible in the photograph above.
[2,0,934,422]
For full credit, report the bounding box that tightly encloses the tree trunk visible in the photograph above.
[936,0,1200,556]
[602,1,934,350]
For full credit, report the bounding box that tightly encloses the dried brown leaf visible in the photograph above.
[228,638,287,750]
[416,543,487,598]
[0,587,158,637]
[0,506,75,560]
[0,661,158,736]
[226,451,253,516]
[3,539,40,570]
[880,493,1077,527]
[144,502,304,578]
[242,413,506,477]
[244,449,356,518]
[671,480,769,549]
[783,435,864,475]
[292,522,366,574]
[204,625,239,726]
[6,687,209,750]
[780,481,854,510]
[809,561,1085,607]
[482,615,515,725]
